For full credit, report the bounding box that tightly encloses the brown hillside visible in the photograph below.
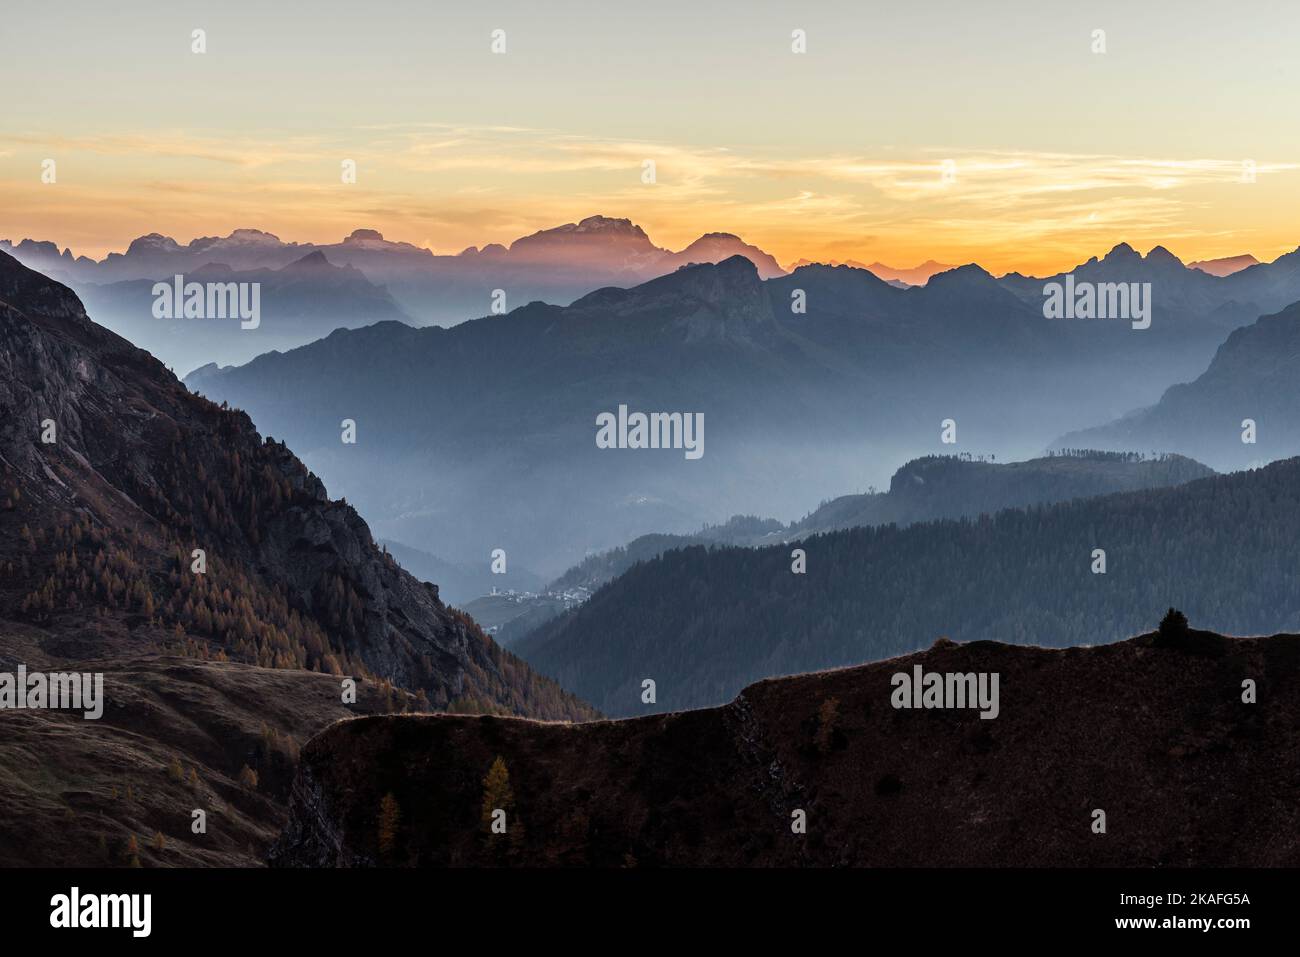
[273,631,1300,867]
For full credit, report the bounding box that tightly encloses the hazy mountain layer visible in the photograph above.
[184,255,1241,579]
[380,539,544,607]
[2,216,788,331]
[1059,300,1300,470]
[72,252,414,373]
[547,451,1213,596]
[516,458,1300,716]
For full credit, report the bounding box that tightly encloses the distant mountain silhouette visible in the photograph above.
[74,251,413,373]
[661,232,786,278]
[1187,253,1259,277]
[16,228,1300,386]
[1,215,788,335]
[786,258,953,286]
[864,259,954,285]
[999,242,1300,333]
[1059,299,1300,469]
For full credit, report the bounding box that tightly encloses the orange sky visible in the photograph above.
[4,1,1300,274]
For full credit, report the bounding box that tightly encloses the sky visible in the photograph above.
[3,0,1299,273]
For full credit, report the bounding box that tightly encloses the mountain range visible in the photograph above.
[2,217,795,374]
[181,236,1300,581]
[17,218,1300,382]
[998,242,1287,333]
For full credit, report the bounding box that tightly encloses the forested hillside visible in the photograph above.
[518,459,1300,716]
[546,451,1212,594]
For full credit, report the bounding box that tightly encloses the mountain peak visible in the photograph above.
[668,233,786,278]
[515,215,651,242]
[659,255,765,308]
[507,216,660,266]
[345,228,385,243]
[1101,242,1141,263]
[125,233,182,255]
[573,215,647,236]
[281,250,334,270]
[1145,245,1185,267]
[926,263,995,285]
[1187,253,1260,277]
[227,228,281,242]
[863,259,956,285]
[571,254,767,324]
[680,253,759,277]
[0,250,88,321]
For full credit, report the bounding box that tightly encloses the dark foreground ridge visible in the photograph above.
[273,629,1299,867]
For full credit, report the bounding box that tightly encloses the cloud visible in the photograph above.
[2,124,1297,271]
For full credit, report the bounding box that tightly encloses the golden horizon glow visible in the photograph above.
[3,129,1298,275]
[5,1,1300,276]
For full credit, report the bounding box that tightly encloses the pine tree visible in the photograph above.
[815,697,840,754]
[481,756,515,837]
[377,792,401,860]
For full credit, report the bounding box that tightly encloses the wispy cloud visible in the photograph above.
[2,124,1297,270]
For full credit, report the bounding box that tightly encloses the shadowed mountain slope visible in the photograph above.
[272,629,1300,867]
[0,251,590,865]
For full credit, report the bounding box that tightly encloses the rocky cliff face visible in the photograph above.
[0,249,590,720]
[0,251,591,865]
[272,631,1300,867]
